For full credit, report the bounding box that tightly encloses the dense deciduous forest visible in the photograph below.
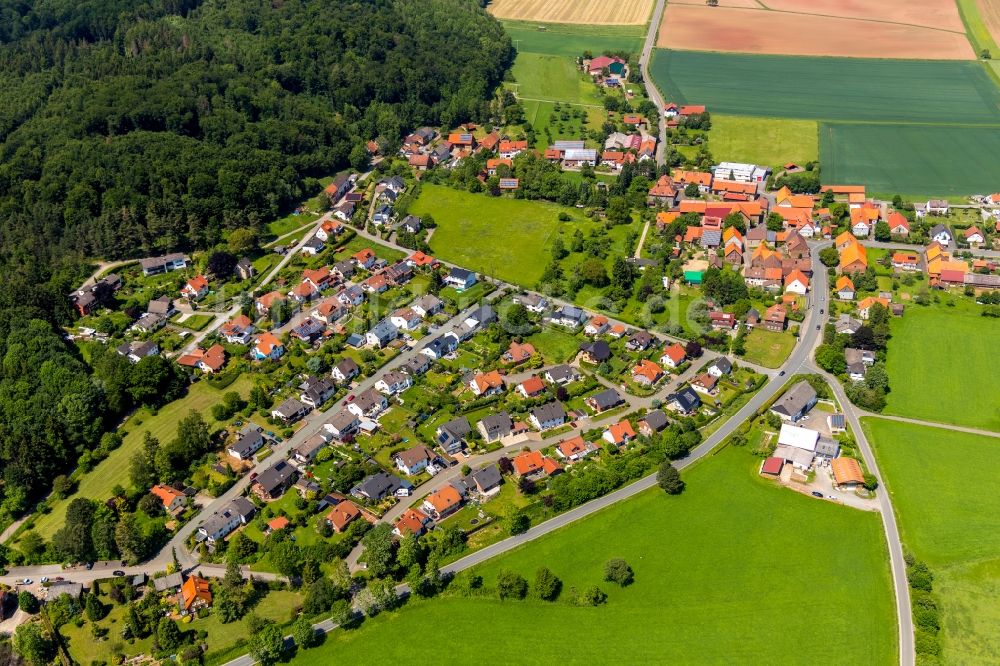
[0,0,511,526]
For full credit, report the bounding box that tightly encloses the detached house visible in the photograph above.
[252,332,284,361]
[660,343,686,369]
[556,436,598,462]
[220,315,255,344]
[470,370,504,397]
[530,402,566,431]
[422,486,463,520]
[181,275,209,300]
[394,445,438,476]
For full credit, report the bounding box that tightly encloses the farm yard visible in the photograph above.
[709,115,817,168]
[657,4,973,59]
[882,300,999,431]
[488,0,653,25]
[821,123,1000,196]
[863,418,1000,663]
[291,448,896,664]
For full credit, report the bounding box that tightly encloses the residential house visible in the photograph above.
[253,461,298,500]
[463,465,503,498]
[660,343,686,369]
[326,501,364,533]
[331,357,360,384]
[412,294,443,318]
[436,416,472,454]
[691,372,719,395]
[835,314,863,335]
[512,292,548,313]
[227,427,265,461]
[252,332,284,361]
[395,445,438,476]
[140,253,189,276]
[477,412,513,442]
[666,387,701,414]
[179,575,213,611]
[351,472,413,501]
[584,315,609,337]
[586,388,623,413]
[964,226,985,246]
[545,364,580,385]
[256,290,286,316]
[835,276,856,300]
[332,260,356,281]
[292,434,330,464]
[177,345,226,374]
[707,356,732,377]
[220,315,255,344]
[393,508,431,537]
[290,317,326,344]
[627,330,654,351]
[422,486,464,520]
[352,248,377,270]
[632,359,664,386]
[196,497,256,543]
[518,376,547,398]
[579,340,611,364]
[511,450,561,478]
[638,410,669,436]
[547,305,588,329]
[762,304,786,332]
[929,223,953,244]
[444,267,477,291]
[470,370,505,397]
[647,175,678,206]
[131,312,167,333]
[347,389,388,419]
[271,398,308,423]
[324,409,361,440]
[147,295,175,317]
[375,371,412,395]
[300,377,336,408]
[311,298,346,325]
[504,340,537,364]
[603,420,636,447]
[891,251,920,271]
[421,334,458,360]
[181,275,209,300]
[315,220,343,242]
[769,381,818,422]
[784,270,809,295]
[709,311,737,330]
[151,484,186,513]
[337,285,365,307]
[366,319,398,348]
[116,340,160,363]
[530,402,566,430]
[301,236,325,255]
[401,354,431,377]
[556,436,598,462]
[857,296,890,320]
[888,212,910,236]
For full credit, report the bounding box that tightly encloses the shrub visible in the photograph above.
[581,585,607,606]
[495,570,528,600]
[604,558,634,587]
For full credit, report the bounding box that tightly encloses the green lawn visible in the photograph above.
[821,122,1000,196]
[501,20,644,57]
[414,184,588,287]
[293,447,895,664]
[521,100,604,150]
[267,211,320,238]
[883,300,999,431]
[710,115,818,168]
[741,328,796,368]
[863,418,1000,663]
[650,50,1000,124]
[510,53,602,105]
[525,326,582,364]
[23,375,254,544]
[175,313,215,331]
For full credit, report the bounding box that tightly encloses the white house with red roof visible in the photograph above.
[181,275,209,300]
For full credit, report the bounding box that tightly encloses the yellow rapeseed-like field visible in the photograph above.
[487,0,653,25]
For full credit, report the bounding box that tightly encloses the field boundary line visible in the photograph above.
[867,414,1000,438]
[515,96,605,108]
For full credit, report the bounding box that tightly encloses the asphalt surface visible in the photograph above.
[638,0,668,165]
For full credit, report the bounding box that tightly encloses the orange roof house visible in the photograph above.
[180,575,212,610]
[393,508,430,536]
[648,175,677,199]
[672,170,712,188]
[512,450,561,477]
[518,376,546,398]
[326,500,363,533]
[177,344,226,373]
[422,485,463,519]
[836,276,855,293]
[783,269,810,293]
[151,484,186,512]
[632,359,664,385]
[603,420,636,446]
[256,290,285,312]
[656,211,680,230]
[660,343,687,368]
[267,516,290,532]
[556,436,595,461]
[505,341,536,364]
[471,370,504,396]
[408,251,436,267]
[835,230,857,249]
[831,457,865,486]
[684,226,703,243]
[839,241,868,273]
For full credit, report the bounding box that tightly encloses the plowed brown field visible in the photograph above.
[762,0,966,32]
[657,4,975,59]
[488,0,653,25]
[979,0,1000,46]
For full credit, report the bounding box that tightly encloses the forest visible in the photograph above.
[0,0,511,530]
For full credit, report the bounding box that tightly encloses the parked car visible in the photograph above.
[811,491,823,498]
[40,577,48,583]
[22,578,32,584]
[113,570,125,577]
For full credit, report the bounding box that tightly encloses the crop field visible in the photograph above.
[710,115,817,167]
[293,447,895,664]
[657,4,973,59]
[488,0,653,25]
[412,184,587,288]
[882,300,1000,430]
[863,418,1000,662]
[510,53,603,105]
[650,50,1000,124]
[22,376,253,544]
[821,123,1000,196]
[502,20,644,57]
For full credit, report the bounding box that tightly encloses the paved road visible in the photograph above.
[819,374,915,666]
[638,0,668,165]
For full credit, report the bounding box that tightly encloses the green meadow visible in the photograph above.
[293,447,895,664]
[711,115,818,168]
[864,418,1000,662]
[502,21,644,57]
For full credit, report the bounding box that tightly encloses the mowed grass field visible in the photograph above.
[502,20,644,57]
[741,328,797,368]
[863,418,1000,662]
[292,448,896,664]
[711,115,818,167]
[22,375,253,544]
[650,50,1000,123]
[510,53,603,104]
[521,100,605,149]
[821,123,1000,196]
[883,300,999,431]
[413,184,585,287]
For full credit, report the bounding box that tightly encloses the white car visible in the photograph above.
[40,576,48,583]
[22,578,32,585]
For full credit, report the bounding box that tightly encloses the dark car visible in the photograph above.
[85,562,93,570]
[816,325,821,330]
[819,308,824,314]
[113,570,125,577]
[811,491,823,498]
[779,370,786,376]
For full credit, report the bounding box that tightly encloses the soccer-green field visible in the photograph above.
[510,53,603,105]
[711,115,818,168]
[503,20,644,57]
[650,50,1000,123]
[293,448,895,664]
[883,300,999,431]
[863,418,1000,663]
[821,123,1000,196]
[414,184,584,287]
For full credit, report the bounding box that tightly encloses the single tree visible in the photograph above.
[534,567,562,601]
[496,570,528,600]
[604,558,634,587]
[657,461,685,495]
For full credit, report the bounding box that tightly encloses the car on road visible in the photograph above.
[779,371,785,376]
[811,491,823,498]
[816,325,820,330]
[819,308,824,314]
[40,577,48,583]
[113,570,125,577]
[249,471,259,480]
[347,394,355,402]
[22,578,32,584]
[85,562,93,570]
